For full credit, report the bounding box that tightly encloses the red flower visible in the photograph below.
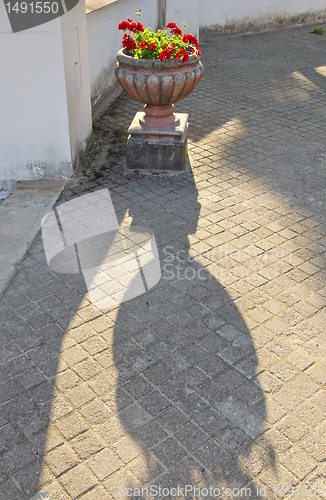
[122,33,137,51]
[135,22,144,32]
[173,27,182,36]
[166,22,182,36]
[159,45,174,61]
[118,20,131,31]
[182,34,199,46]
[129,21,144,33]
[191,46,201,57]
[175,49,189,63]
[139,40,147,49]
[129,22,137,32]
[127,18,133,23]
[149,43,156,51]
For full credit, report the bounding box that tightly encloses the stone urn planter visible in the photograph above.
[115,48,204,170]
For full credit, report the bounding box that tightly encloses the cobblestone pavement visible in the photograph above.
[1,24,326,500]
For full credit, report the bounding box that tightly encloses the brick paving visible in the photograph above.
[1,24,326,500]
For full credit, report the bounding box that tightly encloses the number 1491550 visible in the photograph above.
[272,485,324,497]
[5,2,60,14]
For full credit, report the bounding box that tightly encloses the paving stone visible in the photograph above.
[181,343,209,364]
[79,486,112,500]
[58,464,98,499]
[216,395,265,440]
[45,443,79,477]
[13,460,44,497]
[276,414,310,442]
[156,405,190,432]
[0,379,22,404]
[162,352,193,374]
[273,386,306,412]
[103,470,141,500]
[299,433,326,462]
[79,400,112,425]
[195,439,230,472]
[178,366,210,389]
[294,400,326,427]
[198,333,228,353]
[289,374,320,398]
[239,443,272,477]
[0,479,24,500]
[175,423,209,452]
[306,363,326,385]
[143,363,173,385]
[133,419,168,448]
[215,460,253,491]
[2,442,37,475]
[70,430,104,460]
[86,372,116,396]
[73,358,102,381]
[65,383,96,408]
[259,463,299,495]
[119,402,152,430]
[217,425,252,457]
[55,412,88,440]
[279,447,318,481]
[152,437,188,468]
[0,423,24,453]
[138,390,171,416]
[49,394,74,422]
[122,374,153,399]
[86,447,121,479]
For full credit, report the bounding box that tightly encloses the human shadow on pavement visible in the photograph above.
[109,170,271,499]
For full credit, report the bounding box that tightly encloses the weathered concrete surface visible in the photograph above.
[0,181,65,295]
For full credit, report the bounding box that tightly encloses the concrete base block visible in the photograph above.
[126,112,189,171]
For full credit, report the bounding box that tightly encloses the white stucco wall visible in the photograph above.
[166,0,199,39]
[199,0,326,31]
[86,0,158,107]
[0,6,71,184]
[0,0,92,185]
[61,1,93,165]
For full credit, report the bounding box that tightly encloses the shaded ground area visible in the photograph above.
[1,24,326,500]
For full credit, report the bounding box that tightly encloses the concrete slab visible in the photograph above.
[0,180,65,295]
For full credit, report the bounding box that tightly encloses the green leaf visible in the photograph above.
[311,28,324,35]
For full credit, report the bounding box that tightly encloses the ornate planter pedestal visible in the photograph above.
[127,106,188,171]
[115,49,204,171]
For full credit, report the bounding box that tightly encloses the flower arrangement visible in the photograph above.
[118,10,201,63]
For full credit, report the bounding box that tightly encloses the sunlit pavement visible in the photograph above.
[1,24,326,500]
